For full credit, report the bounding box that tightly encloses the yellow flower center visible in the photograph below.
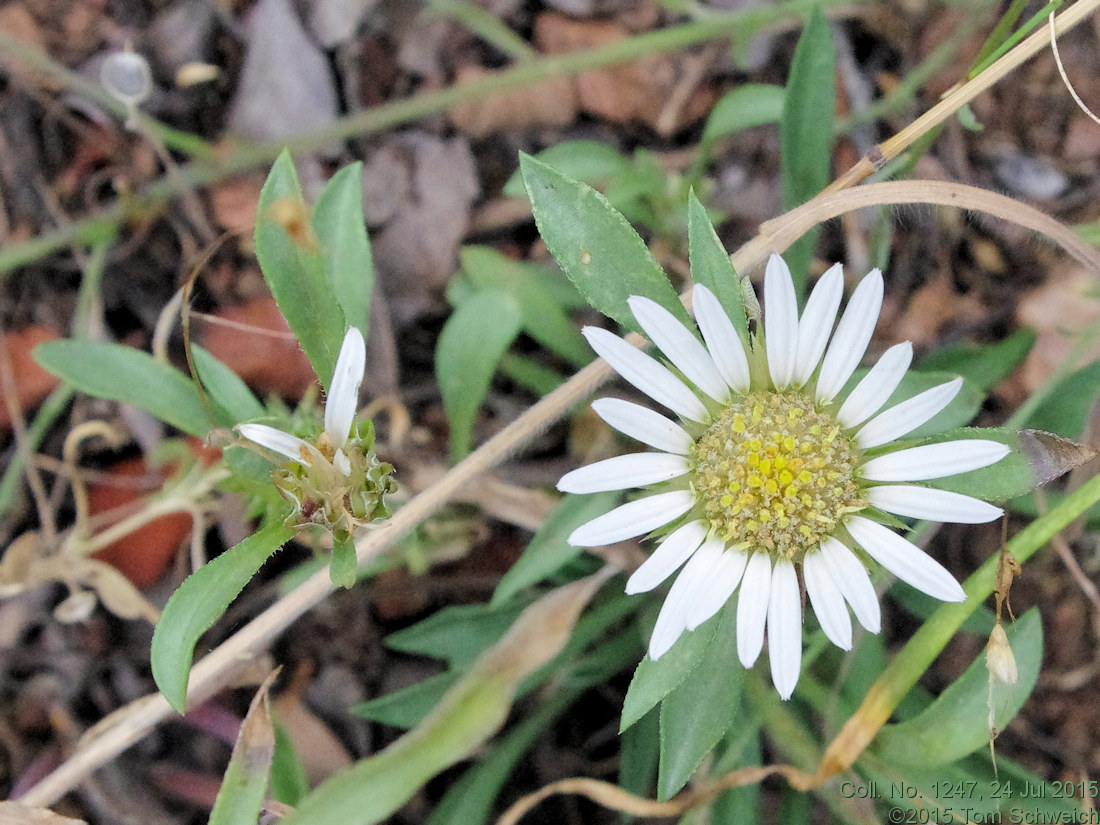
[692,391,865,562]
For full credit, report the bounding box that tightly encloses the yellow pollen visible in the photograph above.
[691,390,866,563]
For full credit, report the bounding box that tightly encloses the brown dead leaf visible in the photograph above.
[0,4,56,91]
[363,134,479,319]
[0,326,62,432]
[71,559,160,623]
[533,12,715,131]
[892,274,987,350]
[1063,115,1100,161]
[1016,262,1100,394]
[1019,430,1098,487]
[0,801,87,825]
[449,64,576,138]
[197,297,316,399]
[271,691,352,786]
[207,173,267,237]
[227,0,338,146]
[86,457,193,590]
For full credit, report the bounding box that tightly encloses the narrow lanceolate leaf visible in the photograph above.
[620,608,722,732]
[519,153,689,334]
[255,150,347,391]
[924,427,1097,501]
[916,329,1036,393]
[152,523,295,713]
[492,491,619,607]
[872,609,1042,766]
[700,83,786,147]
[208,670,281,825]
[437,289,522,461]
[779,6,835,296]
[313,163,373,339]
[34,339,210,436]
[687,190,748,339]
[657,598,743,799]
[278,573,610,825]
[192,345,265,424]
[460,245,591,367]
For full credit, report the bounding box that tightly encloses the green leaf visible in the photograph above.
[779,7,835,295]
[503,141,631,198]
[919,427,1096,501]
[710,724,761,824]
[425,698,566,825]
[209,672,278,825]
[192,345,265,424]
[272,721,310,805]
[255,150,346,391]
[499,353,565,396]
[619,706,660,801]
[313,163,373,339]
[151,523,295,712]
[278,575,606,825]
[460,245,591,367]
[385,600,532,668]
[491,491,619,607]
[687,190,748,339]
[330,535,357,589]
[916,329,1035,392]
[872,609,1042,766]
[657,598,743,799]
[426,633,636,825]
[620,608,722,732]
[1023,360,1100,437]
[701,83,786,145]
[436,289,522,460]
[34,339,210,436]
[352,671,461,729]
[519,153,689,333]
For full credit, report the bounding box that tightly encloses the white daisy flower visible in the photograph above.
[238,328,395,539]
[558,255,1009,700]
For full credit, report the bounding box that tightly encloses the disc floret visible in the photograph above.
[693,392,865,560]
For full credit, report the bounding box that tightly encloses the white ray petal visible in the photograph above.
[868,485,1003,524]
[325,328,366,449]
[567,490,694,547]
[685,544,750,630]
[557,453,690,494]
[649,539,719,659]
[692,284,750,393]
[803,550,853,650]
[591,398,694,455]
[794,263,844,386]
[816,269,884,403]
[584,327,708,422]
[818,537,880,633]
[860,440,1011,482]
[626,520,708,594]
[764,254,799,389]
[238,424,313,463]
[836,342,913,429]
[846,516,966,603]
[736,552,772,667]
[768,559,803,700]
[629,296,729,403]
[856,378,963,449]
